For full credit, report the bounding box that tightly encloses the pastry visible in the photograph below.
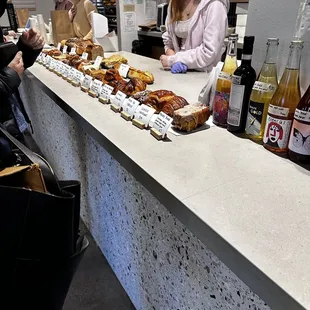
[104,69,123,82]
[144,90,188,116]
[43,49,62,57]
[173,103,211,132]
[102,54,128,68]
[85,68,106,81]
[132,90,152,104]
[114,63,154,84]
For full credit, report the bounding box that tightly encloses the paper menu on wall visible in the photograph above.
[145,0,157,20]
[124,12,136,32]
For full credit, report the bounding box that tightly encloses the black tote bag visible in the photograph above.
[0,127,81,260]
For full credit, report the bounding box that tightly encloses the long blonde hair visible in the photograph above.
[170,0,184,23]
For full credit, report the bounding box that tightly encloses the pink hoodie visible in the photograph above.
[162,0,229,72]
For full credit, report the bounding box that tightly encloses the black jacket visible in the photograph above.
[0,29,41,129]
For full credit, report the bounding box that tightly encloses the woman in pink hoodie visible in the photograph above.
[161,0,229,74]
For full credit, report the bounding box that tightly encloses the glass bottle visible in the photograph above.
[288,84,310,163]
[213,33,239,127]
[263,40,303,153]
[227,36,257,133]
[245,38,279,142]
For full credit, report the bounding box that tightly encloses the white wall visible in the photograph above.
[246,0,310,93]
[34,0,54,21]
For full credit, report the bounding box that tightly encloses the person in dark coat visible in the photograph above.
[0,0,45,141]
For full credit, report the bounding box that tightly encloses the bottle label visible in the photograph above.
[253,81,276,93]
[218,72,232,81]
[227,83,245,126]
[213,91,230,124]
[268,104,290,117]
[242,54,252,61]
[263,115,292,149]
[245,100,264,136]
[288,119,310,155]
[232,75,242,85]
[295,109,310,122]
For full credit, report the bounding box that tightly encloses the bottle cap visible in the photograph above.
[291,40,304,49]
[229,33,239,40]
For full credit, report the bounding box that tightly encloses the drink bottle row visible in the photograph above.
[213,34,310,164]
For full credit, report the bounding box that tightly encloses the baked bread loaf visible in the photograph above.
[102,54,128,68]
[84,44,104,60]
[114,63,154,84]
[173,103,211,132]
[144,90,188,117]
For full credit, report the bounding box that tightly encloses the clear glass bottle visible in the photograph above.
[227,36,257,133]
[288,84,310,164]
[246,38,279,142]
[263,40,303,153]
[213,33,239,127]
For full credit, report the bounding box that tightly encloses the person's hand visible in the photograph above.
[69,6,77,22]
[8,30,17,38]
[171,62,188,74]
[21,28,45,50]
[8,52,24,77]
[166,49,175,56]
[160,55,169,68]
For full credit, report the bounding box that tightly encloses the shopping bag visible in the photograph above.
[51,10,75,45]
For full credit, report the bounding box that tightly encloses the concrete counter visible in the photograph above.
[20,51,310,310]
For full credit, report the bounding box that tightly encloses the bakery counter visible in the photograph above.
[20,52,310,310]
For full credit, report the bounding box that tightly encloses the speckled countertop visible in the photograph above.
[27,52,310,310]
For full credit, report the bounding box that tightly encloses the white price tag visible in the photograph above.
[118,64,130,78]
[94,56,103,69]
[63,45,68,54]
[99,84,114,100]
[152,112,173,137]
[122,97,140,119]
[57,42,61,50]
[81,52,89,60]
[49,58,56,70]
[268,104,289,117]
[218,72,232,81]
[134,104,156,126]
[73,70,84,84]
[253,81,276,93]
[70,47,76,55]
[45,55,52,66]
[63,64,70,78]
[40,53,47,62]
[58,63,65,75]
[55,61,62,73]
[112,91,127,108]
[67,67,75,81]
[81,75,93,89]
[90,79,103,96]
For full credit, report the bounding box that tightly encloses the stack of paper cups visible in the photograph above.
[29,17,37,29]
[37,14,47,43]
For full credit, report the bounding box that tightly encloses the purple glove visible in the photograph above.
[171,62,188,74]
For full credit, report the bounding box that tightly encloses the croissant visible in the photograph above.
[113,63,154,84]
[144,90,188,117]
[104,69,123,82]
